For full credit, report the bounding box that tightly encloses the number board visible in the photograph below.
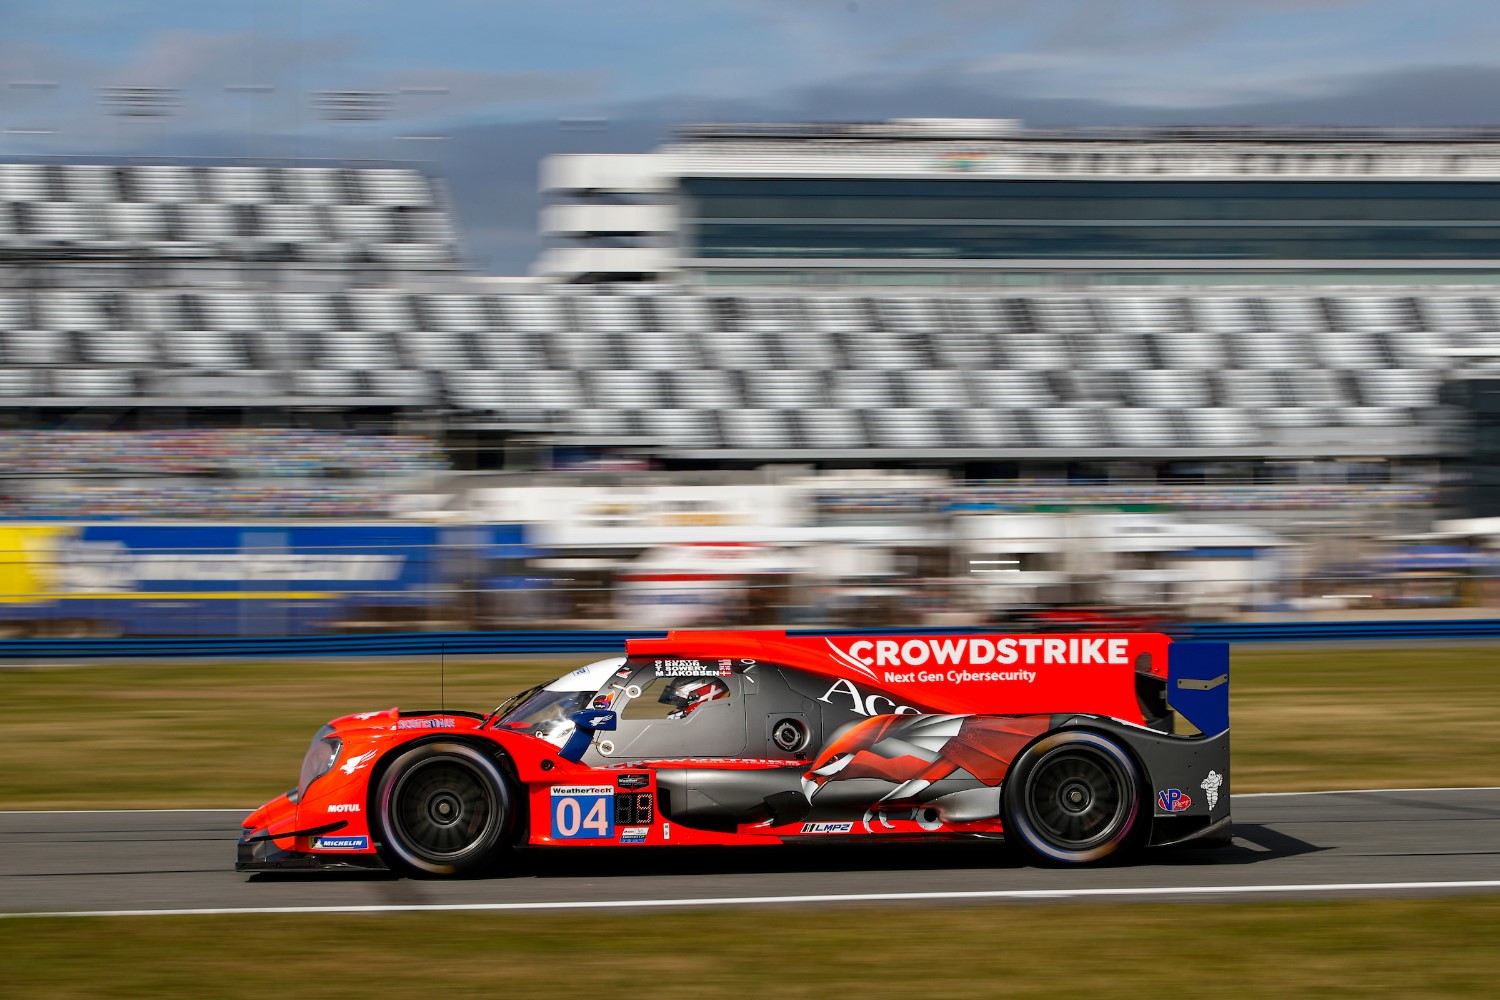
[549,785,616,840]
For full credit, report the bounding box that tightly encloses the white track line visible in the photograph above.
[7,881,1500,919]
[1235,786,1500,798]
[6,788,1498,816]
[0,808,251,815]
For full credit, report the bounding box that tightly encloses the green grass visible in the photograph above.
[3,899,1500,998]
[0,646,1497,809]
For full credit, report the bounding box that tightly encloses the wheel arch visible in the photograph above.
[1000,721,1149,864]
[365,735,527,850]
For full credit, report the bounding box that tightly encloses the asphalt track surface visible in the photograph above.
[3,788,1499,917]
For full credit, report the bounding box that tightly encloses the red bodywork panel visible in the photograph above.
[628,630,1168,722]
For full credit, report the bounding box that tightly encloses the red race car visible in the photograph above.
[238,630,1230,876]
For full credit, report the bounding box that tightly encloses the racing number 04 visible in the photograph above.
[550,787,615,840]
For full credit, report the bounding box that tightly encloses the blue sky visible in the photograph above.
[5,0,1500,269]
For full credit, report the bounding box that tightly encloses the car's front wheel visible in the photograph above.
[375,742,512,877]
[1002,730,1142,865]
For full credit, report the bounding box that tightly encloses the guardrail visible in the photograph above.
[1,618,1499,659]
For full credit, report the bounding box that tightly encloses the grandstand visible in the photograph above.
[0,280,1483,466]
[2,129,1497,484]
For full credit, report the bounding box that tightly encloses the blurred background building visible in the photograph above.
[2,118,1499,635]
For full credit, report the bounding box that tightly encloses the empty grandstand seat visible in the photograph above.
[0,369,42,396]
[624,329,700,369]
[668,369,741,406]
[952,407,1021,448]
[1289,368,1351,407]
[131,165,198,203]
[319,330,397,370]
[1258,406,1329,427]
[369,369,432,399]
[282,168,343,205]
[358,168,433,207]
[1184,407,1260,447]
[798,408,867,448]
[294,369,359,396]
[1107,407,1179,448]
[442,370,504,411]
[1358,369,1438,408]
[700,329,773,369]
[523,369,585,411]
[400,330,473,370]
[1033,408,1103,448]
[351,290,416,332]
[554,328,620,370]
[499,294,564,334]
[1312,330,1385,369]
[5,330,71,366]
[1190,297,1260,335]
[721,408,792,449]
[642,408,718,448]
[1329,295,1417,333]
[1154,329,1227,369]
[84,330,156,365]
[968,370,1055,408]
[869,408,942,448]
[771,328,840,369]
[1261,298,1327,332]
[54,368,133,397]
[587,369,660,409]
[166,330,245,369]
[655,294,716,333]
[747,369,822,409]
[475,328,547,370]
[1130,369,1211,408]
[575,295,642,334]
[1338,406,1411,427]
[1215,370,1287,408]
[831,370,894,409]
[806,297,871,334]
[570,408,636,437]
[902,369,969,408]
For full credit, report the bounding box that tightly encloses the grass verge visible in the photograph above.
[3,899,1499,998]
[0,645,1497,809]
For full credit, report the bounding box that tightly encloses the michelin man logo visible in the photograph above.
[1200,770,1224,810]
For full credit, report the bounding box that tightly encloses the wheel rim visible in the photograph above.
[1023,746,1131,850]
[389,757,497,863]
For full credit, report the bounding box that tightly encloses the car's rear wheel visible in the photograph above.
[375,742,512,877]
[1002,731,1142,865]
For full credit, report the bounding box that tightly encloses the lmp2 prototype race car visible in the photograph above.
[239,630,1230,876]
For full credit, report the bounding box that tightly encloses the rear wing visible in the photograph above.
[1166,641,1230,736]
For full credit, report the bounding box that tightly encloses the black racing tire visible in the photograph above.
[1002,730,1143,866]
[374,742,513,878]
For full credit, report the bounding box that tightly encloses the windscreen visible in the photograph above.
[491,656,625,745]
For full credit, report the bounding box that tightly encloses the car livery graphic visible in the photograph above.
[239,630,1230,875]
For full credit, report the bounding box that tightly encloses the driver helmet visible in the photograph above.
[659,677,730,719]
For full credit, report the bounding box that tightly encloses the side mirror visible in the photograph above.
[558,709,617,763]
